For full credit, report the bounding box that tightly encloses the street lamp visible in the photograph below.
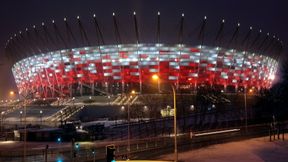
[127,90,136,158]
[190,105,195,111]
[152,74,178,162]
[143,105,148,112]
[212,104,216,109]
[131,90,136,95]
[10,90,36,162]
[121,106,125,111]
[244,87,253,133]
[9,90,15,96]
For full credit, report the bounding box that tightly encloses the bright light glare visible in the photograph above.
[56,157,63,162]
[131,90,136,94]
[152,74,159,81]
[269,74,275,80]
[9,91,15,95]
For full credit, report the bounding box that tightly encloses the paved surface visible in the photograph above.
[158,134,288,162]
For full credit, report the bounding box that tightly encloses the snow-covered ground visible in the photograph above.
[158,134,288,162]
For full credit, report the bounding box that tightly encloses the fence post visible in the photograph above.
[269,125,271,142]
[44,145,48,162]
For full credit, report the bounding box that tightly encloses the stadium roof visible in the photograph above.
[4,13,283,63]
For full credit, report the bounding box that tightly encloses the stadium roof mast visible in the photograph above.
[42,22,57,51]
[214,19,225,47]
[77,16,91,47]
[271,38,283,59]
[241,26,253,51]
[77,16,92,96]
[133,11,143,94]
[18,30,34,56]
[249,29,262,52]
[93,14,105,96]
[227,22,240,49]
[4,38,14,62]
[178,13,184,45]
[257,32,270,53]
[212,19,225,86]
[176,13,185,90]
[274,39,283,61]
[42,22,62,98]
[112,12,122,44]
[157,11,160,44]
[133,11,140,44]
[52,20,68,49]
[19,31,35,54]
[264,35,276,54]
[198,16,207,46]
[33,25,49,53]
[263,34,275,53]
[112,12,125,94]
[64,17,80,97]
[14,31,29,57]
[156,11,161,93]
[196,16,207,88]
[51,19,69,98]
[93,14,105,45]
[64,17,78,48]
[10,34,26,60]
[27,26,42,55]
[25,27,41,54]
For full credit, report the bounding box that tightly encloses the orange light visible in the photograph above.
[9,91,15,95]
[152,74,159,81]
[249,89,253,93]
[131,90,136,94]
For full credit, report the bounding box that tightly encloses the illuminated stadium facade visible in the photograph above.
[12,44,277,97]
[5,13,282,98]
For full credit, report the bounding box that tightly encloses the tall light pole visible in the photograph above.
[11,90,35,162]
[244,88,247,133]
[20,110,23,124]
[23,98,27,162]
[152,74,178,162]
[60,110,63,125]
[1,111,4,132]
[40,110,43,126]
[143,105,148,120]
[244,87,253,133]
[127,101,130,156]
[127,90,136,159]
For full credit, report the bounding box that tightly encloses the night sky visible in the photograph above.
[0,0,287,99]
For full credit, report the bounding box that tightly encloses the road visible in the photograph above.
[158,134,288,162]
[0,123,285,162]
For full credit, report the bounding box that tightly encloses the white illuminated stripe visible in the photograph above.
[195,129,240,137]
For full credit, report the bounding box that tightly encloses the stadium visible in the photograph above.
[12,44,277,97]
[1,12,283,136]
[5,13,281,98]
